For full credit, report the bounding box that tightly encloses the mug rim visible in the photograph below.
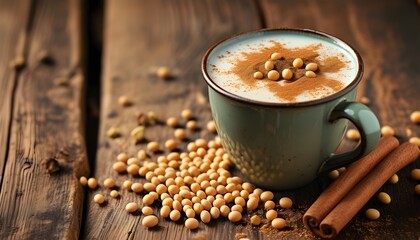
[201,28,364,107]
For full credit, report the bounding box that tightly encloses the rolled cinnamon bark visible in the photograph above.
[303,136,399,231]
[318,142,420,238]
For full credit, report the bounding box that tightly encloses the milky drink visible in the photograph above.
[202,29,380,190]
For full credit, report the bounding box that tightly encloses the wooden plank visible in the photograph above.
[0,0,31,191]
[0,0,89,239]
[261,0,420,239]
[83,0,262,239]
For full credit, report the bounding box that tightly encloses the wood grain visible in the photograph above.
[261,0,420,239]
[0,0,31,192]
[83,0,263,239]
[0,0,89,239]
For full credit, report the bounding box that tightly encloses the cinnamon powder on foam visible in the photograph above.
[218,41,347,102]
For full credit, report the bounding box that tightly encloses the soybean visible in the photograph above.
[160,206,171,218]
[253,71,263,79]
[107,127,120,138]
[266,209,277,221]
[281,69,293,80]
[127,164,140,175]
[210,207,220,219]
[346,129,360,141]
[411,169,420,180]
[200,210,211,223]
[305,70,317,78]
[185,218,199,229]
[242,182,253,192]
[174,129,187,140]
[279,197,293,209]
[267,70,280,81]
[250,215,261,225]
[166,117,178,127]
[292,58,303,68]
[378,192,391,204]
[388,173,399,184]
[143,194,155,206]
[165,139,177,150]
[79,176,88,186]
[123,180,132,190]
[117,153,129,162]
[360,96,370,105]
[264,200,275,210]
[137,150,147,160]
[409,137,420,147]
[126,202,139,213]
[246,198,258,211]
[305,63,318,71]
[118,96,130,107]
[142,215,159,228]
[207,121,217,133]
[156,67,170,79]
[193,203,203,214]
[381,126,395,136]
[270,52,282,60]
[93,194,105,204]
[110,190,120,198]
[147,141,160,152]
[181,109,193,120]
[113,162,127,173]
[365,208,380,220]
[220,205,230,217]
[131,183,144,193]
[415,184,420,195]
[328,170,340,180]
[88,178,98,189]
[170,210,181,221]
[253,188,263,196]
[260,191,274,202]
[228,211,242,222]
[186,120,197,130]
[142,206,154,216]
[272,218,287,229]
[127,157,140,165]
[231,205,243,213]
[234,197,246,207]
[264,61,274,71]
[410,111,420,124]
[185,208,196,218]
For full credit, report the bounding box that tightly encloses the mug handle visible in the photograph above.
[318,100,381,174]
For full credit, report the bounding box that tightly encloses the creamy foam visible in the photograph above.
[205,30,359,104]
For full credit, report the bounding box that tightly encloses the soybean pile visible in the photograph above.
[80,108,293,230]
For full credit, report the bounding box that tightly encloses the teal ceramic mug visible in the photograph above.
[201,28,380,190]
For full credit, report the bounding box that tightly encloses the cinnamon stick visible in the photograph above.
[318,142,419,238]
[303,136,399,231]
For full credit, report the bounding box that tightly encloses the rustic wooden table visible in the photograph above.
[1,0,419,239]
